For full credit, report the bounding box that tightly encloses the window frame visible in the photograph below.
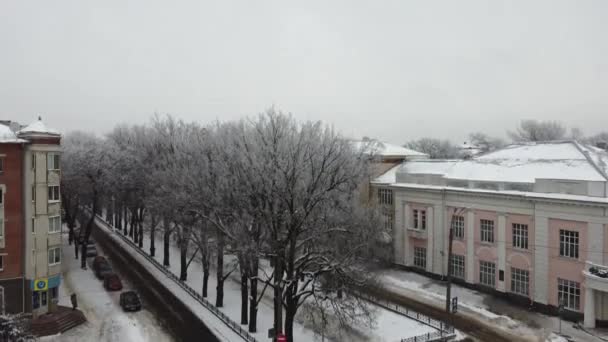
[0,255,4,271]
[559,229,579,259]
[377,188,393,205]
[558,278,581,311]
[0,218,4,239]
[48,216,61,234]
[510,267,530,296]
[413,209,419,228]
[413,246,427,269]
[48,247,61,266]
[479,261,496,288]
[512,223,529,250]
[420,210,426,230]
[480,219,495,243]
[450,254,465,279]
[0,157,3,174]
[452,215,465,240]
[47,153,60,171]
[48,186,60,202]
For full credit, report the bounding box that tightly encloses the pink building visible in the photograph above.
[372,141,608,328]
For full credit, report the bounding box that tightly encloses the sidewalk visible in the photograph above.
[376,267,608,342]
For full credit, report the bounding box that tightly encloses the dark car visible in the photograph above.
[120,291,142,312]
[92,256,108,271]
[94,262,113,279]
[103,273,123,291]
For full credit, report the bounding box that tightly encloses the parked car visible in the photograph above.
[94,261,113,279]
[103,273,123,291]
[92,256,108,271]
[119,291,142,312]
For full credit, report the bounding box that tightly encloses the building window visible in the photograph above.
[31,153,36,170]
[0,188,3,205]
[48,186,60,202]
[558,278,581,311]
[32,185,36,203]
[0,255,4,271]
[49,216,61,234]
[450,255,465,279]
[378,189,393,205]
[48,247,61,265]
[479,261,496,288]
[0,158,3,173]
[32,218,35,233]
[382,213,393,231]
[452,215,464,240]
[512,223,529,249]
[413,209,418,228]
[413,247,426,269]
[559,230,579,259]
[0,219,3,239]
[47,153,60,171]
[480,219,494,243]
[41,291,47,306]
[421,210,426,229]
[510,268,529,296]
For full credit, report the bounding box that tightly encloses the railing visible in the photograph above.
[356,292,455,341]
[92,213,258,342]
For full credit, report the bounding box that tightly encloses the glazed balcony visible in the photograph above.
[584,261,608,293]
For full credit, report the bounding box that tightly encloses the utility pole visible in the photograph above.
[446,207,465,313]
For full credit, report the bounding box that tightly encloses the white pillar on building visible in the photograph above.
[497,214,507,292]
[588,223,604,265]
[403,203,411,266]
[426,206,434,273]
[534,215,549,304]
[584,287,596,328]
[466,211,475,283]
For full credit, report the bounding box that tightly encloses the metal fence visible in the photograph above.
[356,292,456,342]
[94,214,258,342]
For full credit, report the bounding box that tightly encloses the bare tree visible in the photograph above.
[508,120,567,142]
[404,138,459,159]
[468,132,505,153]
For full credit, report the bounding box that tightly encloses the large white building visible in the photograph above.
[372,141,608,327]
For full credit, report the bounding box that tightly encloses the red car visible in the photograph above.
[103,273,123,291]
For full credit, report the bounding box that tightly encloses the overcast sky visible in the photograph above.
[1,0,607,144]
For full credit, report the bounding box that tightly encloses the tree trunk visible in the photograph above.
[249,262,258,333]
[273,252,284,340]
[150,223,156,257]
[163,229,171,267]
[129,210,135,239]
[202,247,210,297]
[215,231,224,308]
[179,239,188,281]
[81,197,98,269]
[138,209,144,248]
[239,256,248,325]
[285,306,296,342]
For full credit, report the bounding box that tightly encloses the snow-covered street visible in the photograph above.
[40,232,175,342]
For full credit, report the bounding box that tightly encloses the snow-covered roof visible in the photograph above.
[0,124,27,143]
[374,141,608,185]
[18,118,60,136]
[352,140,429,158]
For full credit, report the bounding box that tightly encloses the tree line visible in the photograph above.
[405,119,608,159]
[61,109,389,341]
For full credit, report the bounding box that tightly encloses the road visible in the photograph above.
[40,232,176,342]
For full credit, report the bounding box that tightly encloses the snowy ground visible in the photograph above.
[40,231,175,342]
[99,219,442,342]
[378,268,608,342]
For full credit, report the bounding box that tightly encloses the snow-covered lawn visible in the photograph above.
[378,268,606,342]
[102,218,442,342]
[40,231,175,342]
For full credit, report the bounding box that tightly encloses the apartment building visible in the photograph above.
[372,141,608,328]
[0,118,61,317]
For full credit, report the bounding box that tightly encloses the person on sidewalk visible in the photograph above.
[70,293,78,311]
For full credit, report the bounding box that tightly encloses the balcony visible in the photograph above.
[583,261,608,293]
[407,227,427,239]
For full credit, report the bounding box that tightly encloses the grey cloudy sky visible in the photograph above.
[1,0,607,144]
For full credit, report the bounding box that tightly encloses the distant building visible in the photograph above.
[372,141,608,328]
[0,118,61,317]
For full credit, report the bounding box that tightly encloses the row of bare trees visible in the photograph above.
[61,109,389,341]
